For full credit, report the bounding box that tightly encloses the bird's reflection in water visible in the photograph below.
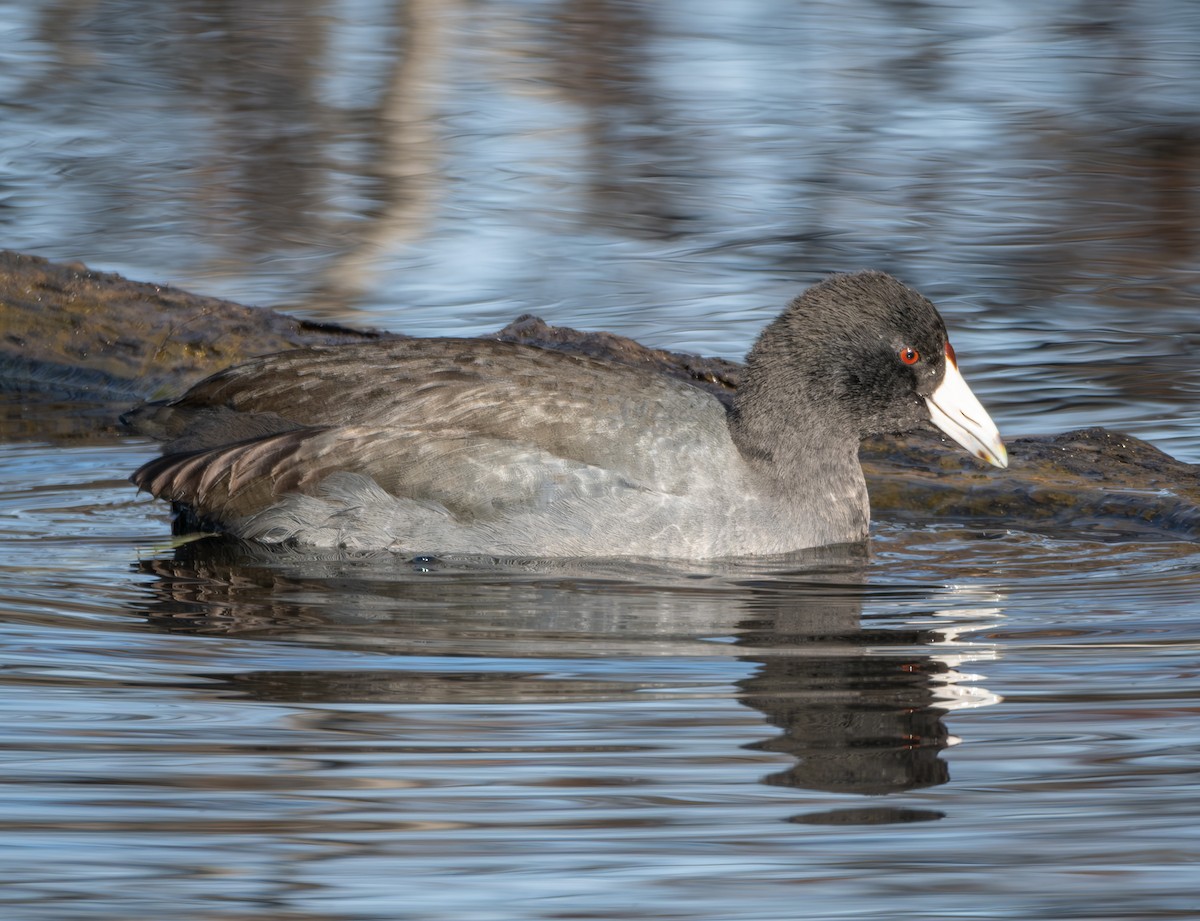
[131,536,999,813]
[737,602,961,796]
[729,569,998,823]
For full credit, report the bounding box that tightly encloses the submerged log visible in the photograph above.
[3,249,1198,541]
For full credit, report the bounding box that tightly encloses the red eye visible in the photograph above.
[899,347,920,365]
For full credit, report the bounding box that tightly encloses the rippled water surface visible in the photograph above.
[3,435,1200,920]
[4,2,1200,919]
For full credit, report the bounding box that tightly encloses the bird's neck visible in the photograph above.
[728,375,870,543]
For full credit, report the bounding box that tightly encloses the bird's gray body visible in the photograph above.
[130,337,866,557]
[127,272,1004,558]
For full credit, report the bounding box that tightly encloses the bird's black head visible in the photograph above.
[737,271,1006,467]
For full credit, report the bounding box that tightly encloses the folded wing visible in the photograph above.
[128,339,736,531]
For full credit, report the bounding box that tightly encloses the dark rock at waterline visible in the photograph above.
[0,249,394,402]
[863,427,1200,541]
[2,249,1198,541]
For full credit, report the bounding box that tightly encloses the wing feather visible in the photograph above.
[128,339,735,496]
[131,422,654,530]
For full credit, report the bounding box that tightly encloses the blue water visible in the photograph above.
[3,2,1200,919]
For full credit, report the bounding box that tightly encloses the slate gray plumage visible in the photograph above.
[126,271,1006,558]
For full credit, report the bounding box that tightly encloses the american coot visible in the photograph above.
[125,271,1007,558]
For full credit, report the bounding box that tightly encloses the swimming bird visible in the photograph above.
[125,271,1007,558]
